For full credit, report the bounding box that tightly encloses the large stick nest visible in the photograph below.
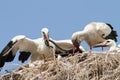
[0,52,120,80]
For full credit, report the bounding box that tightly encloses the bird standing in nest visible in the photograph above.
[71,22,118,54]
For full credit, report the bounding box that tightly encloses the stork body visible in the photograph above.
[51,39,86,57]
[71,22,118,53]
[53,39,86,52]
[0,28,56,68]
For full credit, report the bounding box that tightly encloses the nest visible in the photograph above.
[0,52,120,80]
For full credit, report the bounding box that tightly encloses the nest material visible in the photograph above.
[0,52,120,80]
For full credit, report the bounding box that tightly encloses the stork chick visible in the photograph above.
[94,39,120,52]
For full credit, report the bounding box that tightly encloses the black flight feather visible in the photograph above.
[105,23,118,42]
[19,52,31,63]
[0,41,17,68]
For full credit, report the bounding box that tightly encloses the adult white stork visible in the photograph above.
[0,28,56,68]
[94,39,120,52]
[71,22,118,53]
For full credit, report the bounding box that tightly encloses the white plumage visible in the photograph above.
[71,22,118,53]
[0,28,56,68]
[94,39,120,52]
[53,39,86,53]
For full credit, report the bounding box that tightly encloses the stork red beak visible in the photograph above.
[94,42,107,48]
[72,41,81,54]
[73,41,80,48]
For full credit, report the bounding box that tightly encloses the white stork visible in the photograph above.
[71,22,118,53]
[94,39,120,52]
[0,28,56,68]
[50,39,86,57]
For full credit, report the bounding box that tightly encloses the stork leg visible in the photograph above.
[72,47,75,56]
[43,54,46,63]
[53,52,56,62]
[102,47,104,51]
[89,47,92,54]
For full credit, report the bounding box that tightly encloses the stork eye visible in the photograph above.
[102,34,105,37]
[42,32,45,34]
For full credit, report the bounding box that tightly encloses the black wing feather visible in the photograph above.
[0,41,17,68]
[105,23,118,42]
[19,52,31,63]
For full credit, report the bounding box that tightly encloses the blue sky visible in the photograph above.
[0,0,120,75]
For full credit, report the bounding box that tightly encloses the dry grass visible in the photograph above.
[0,52,120,80]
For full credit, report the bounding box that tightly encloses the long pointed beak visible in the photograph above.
[74,41,80,48]
[72,41,81,54]
[94,42,107,48]
[43,32,50,46]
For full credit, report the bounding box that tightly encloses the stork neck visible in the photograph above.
[77,31,87,41]
[109,43,116,51]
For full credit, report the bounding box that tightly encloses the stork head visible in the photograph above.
[41,28,50,46]
[71,32,84,51]
[94,39,116,48]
